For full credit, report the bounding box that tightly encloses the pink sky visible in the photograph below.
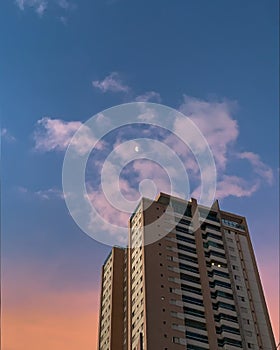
[2,256,279,349]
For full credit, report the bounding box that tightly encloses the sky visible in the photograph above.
[1,0,279,349]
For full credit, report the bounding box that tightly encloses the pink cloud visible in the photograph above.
[179,95,238,170]
[92,72,129,93]
[215,175,260,199]
[34,117,102,155]
[237,151,274,185]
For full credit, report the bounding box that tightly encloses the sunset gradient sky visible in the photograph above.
[1,0,279,349]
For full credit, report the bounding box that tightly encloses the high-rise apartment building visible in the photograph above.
[98,193,276,350]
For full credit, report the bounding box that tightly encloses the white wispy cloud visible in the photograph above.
[34,188,64,200]
[16,186,64,200]
[15,0,75,17]
[57,0,69,9]
[33,117,103,155]
[135,91,162,103]
[92,72,129,93]
[15,0,48,16]
[1,128,16,142]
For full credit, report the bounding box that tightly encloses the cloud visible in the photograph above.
[135,91,162,103]
[34,117,103,155]
[15,0,75,18]
[215,175,260,199]
[16,186,64,201]
[57,0,69,9]
[34,188,64,200]
[237,151,274,185]
[1,128,16,143]
[176,95,274,200]
[179,95,238,170]
[34,95,273,241]
[15,0,48,16]
[92,72,129,93]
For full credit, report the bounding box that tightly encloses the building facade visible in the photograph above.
[98,193,276,350]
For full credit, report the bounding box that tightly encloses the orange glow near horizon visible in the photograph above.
[259,259,279,344]
[3,289,100,350]
[3,256,279,349]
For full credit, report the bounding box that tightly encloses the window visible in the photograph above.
[180,273,200,284]
[185,319,206,330]
[184,307,205,318]
[214,313,238,323]
[208,269,230,279]
[172,337,180,344]
[176,226,191,234]
[178,253,198,264]
[211,290,234,300]
[181,284,202,295]
[179,263,199,274]
[176,234,195,245]
[203,241,224,250]
[187,345,208,350]
[216,325,240,335]
[186,331,208,344]
[209,280,232,289]
[182,295,203,306]
[203,232,222,241]
[218,338,242,348]
[178,243,197,254]
[213,301,236,311]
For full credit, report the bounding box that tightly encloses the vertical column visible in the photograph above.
[191,198,218,349]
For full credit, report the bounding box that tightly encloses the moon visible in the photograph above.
[135,146,139,152]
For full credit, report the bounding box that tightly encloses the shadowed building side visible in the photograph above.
[98,247,126,350]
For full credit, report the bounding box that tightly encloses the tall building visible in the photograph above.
[98,193,276,350]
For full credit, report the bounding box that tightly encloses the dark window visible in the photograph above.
[178,244,197,254]
[182,295,203,306]
[178,253,198,264]
[180,273,200,284]
[184,307,205,318]
[176,234,195,245]
[186,331,208,344]
[181,284,202,295]
[185,319,206,330]
[179,263,199,274]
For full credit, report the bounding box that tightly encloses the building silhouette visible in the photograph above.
[98,193,276,350]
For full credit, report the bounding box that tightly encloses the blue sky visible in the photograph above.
[1,1,279,349]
